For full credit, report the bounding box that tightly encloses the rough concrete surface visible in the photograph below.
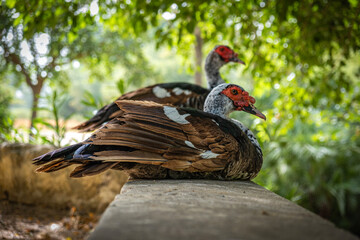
[89,180,358,240]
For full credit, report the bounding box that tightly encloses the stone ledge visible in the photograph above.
[89,180,357,240]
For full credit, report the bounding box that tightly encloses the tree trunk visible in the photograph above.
[30,89,40,130]
[194,26,203,86]
[29,79,43,138]
[1,47,47,139]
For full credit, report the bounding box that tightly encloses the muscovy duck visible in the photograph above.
[73,45,244,132]
[34,83,265,180]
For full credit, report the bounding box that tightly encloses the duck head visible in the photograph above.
[214,45,245,65]
[204,83,266,120]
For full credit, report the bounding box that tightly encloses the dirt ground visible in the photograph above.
[0,200,100,240]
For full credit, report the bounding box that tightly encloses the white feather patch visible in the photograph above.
[152,86,171,98]
[163,106,190,124]
[212,119,219,126]
[172,87,192,96]
[200,150,220,159]
[185,140,197,149]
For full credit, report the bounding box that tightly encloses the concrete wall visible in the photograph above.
[0,143,128,212]
[89,180,358,240]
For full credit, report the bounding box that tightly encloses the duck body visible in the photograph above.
[75,82,210,132]
[33,84,265,180]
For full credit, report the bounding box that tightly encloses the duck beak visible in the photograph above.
[242,104,266,120]
[231,57,245,65]
[229,53,245,65]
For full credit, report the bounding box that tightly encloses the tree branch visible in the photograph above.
[28,38,42,78]
[2,44,34,88]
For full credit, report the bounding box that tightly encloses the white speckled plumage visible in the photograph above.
[204,83,238,118]
[163,106,190,124]
[172,87,192,96]
[232,119,263,157]
[185,141,197,149]
[152,86,171,98]
[200,150,220,159]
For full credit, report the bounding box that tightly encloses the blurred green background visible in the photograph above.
[1,0,359,236]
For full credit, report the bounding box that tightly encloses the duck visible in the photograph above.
[33,83,265,180]
[72,45,245,132]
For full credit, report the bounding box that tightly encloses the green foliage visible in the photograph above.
[101,0,360,111]
[102,0,360,60]
[81,90,105,110]
[254,119,360,235]
[80,89,106,120]
[81,30,162,88]
[0,124,27,144]
[0,86,13,142]
[116,79,127,95]
[32,90,74,147]
[4,0,95,40]
[1,1,161,132]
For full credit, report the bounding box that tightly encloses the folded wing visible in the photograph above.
[72,83,209,132]
[34,100,239,177]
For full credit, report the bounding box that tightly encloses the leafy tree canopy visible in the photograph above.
[1,0,159,130]
[101,0,360,120]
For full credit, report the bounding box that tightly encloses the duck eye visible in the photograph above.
[231,89,238,95]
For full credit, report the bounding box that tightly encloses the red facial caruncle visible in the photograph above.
[215,46,238,63]
[221,85,266,120]
[221,86,255,109]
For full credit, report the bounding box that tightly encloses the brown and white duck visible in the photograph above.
[33,83,265,180]
[72,45,244,132]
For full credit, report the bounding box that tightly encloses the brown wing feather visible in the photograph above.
[83,100,238,173]
[70,162,118,178]
[35,100,243,178]
[72,84,207,132]
[35,159,73,173]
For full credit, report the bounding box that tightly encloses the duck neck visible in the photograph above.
[205,51,226,90]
